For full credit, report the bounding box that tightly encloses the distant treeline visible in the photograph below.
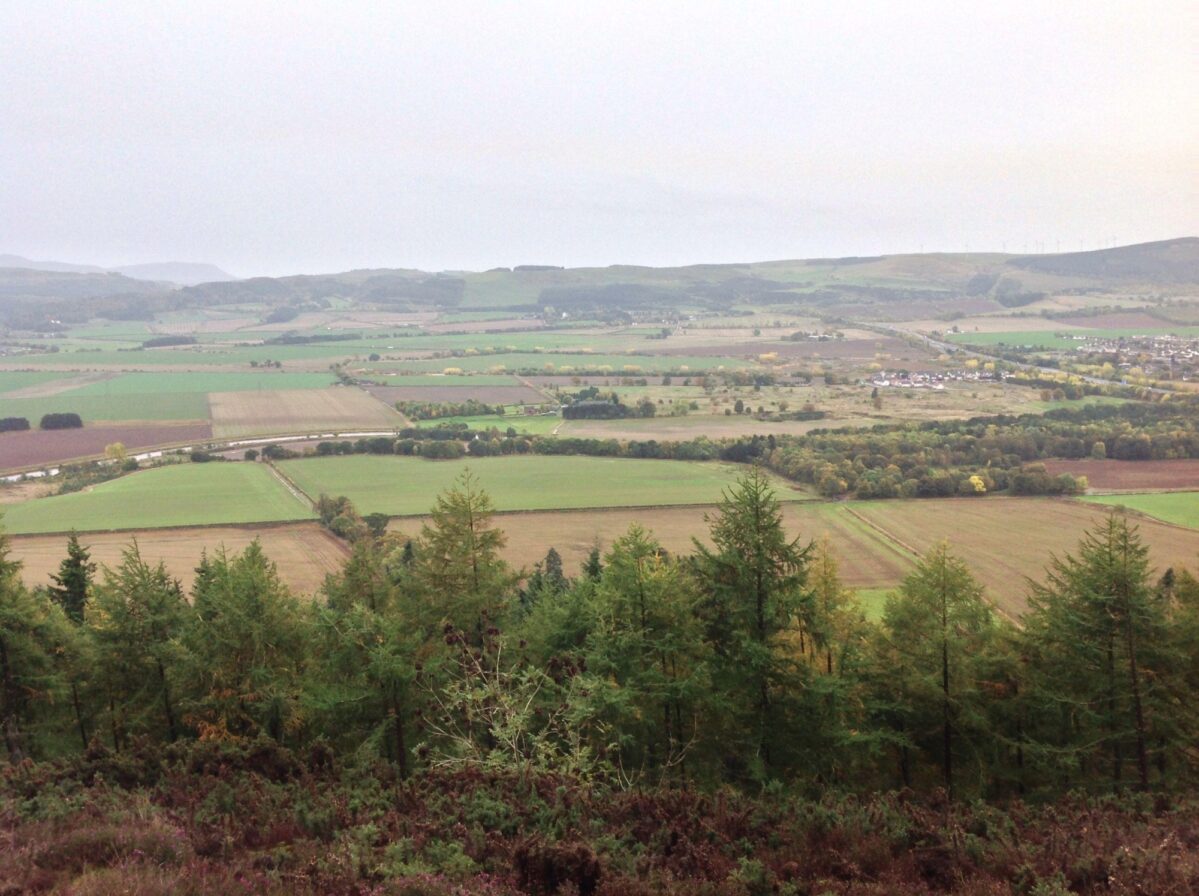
[140,335,197,348]
[395,399,507,421]
[291,399,1199,500]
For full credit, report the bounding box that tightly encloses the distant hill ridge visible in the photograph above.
[0,255,236,286]
[1008,238,1199,282]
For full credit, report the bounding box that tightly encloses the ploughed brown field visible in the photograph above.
[209,388,406,438]
[9,522,350,596]
[1041,458,1199,491]
[422,318,546,333]
[1057,311,1168,329]
[392,497,1199,617]
[363,384,547,405]
[0,422,213,471]
[650,337,922,360]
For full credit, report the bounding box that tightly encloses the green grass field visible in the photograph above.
[0,372,85,395]
[0,393,211,422]
[278,455,804,516]
[66,372,337,394]
[853,588,891,622]
[0,463,314,535]
[1081,492,1199,529]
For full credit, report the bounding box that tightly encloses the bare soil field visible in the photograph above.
[241,311,435,332]
[0,422,213,472]
[908,316,1074,334]
[397,497,1199,619]
[0,480,55,503]
[388,503,911,590]
[152,317,259,335]
[1041,459,1199,491]
[210,388,405,438]
[650,337,924,361]
[850,498,1199,617]
[1057,312,1167,329]
[364,384,548,405]
[422,318,546,333]
[9,522,350,596]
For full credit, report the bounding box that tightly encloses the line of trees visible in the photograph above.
[3,470,1198,801]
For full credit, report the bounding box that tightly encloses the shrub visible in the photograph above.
[0,416,30,432]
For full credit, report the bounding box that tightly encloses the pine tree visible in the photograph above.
[48,532,95,624]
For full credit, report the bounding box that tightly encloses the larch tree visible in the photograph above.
[693,467,812,778]
[409,469,516,640]
[1023,513,1168,791]
[184,541,307,742]
[87,543,189,749]
[583,525,709,781]
[876,541,995,798]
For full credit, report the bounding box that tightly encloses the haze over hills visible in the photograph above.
[0,254,236,286]
[0,237,1194,330]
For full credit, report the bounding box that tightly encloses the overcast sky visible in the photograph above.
[1,1,1195,277]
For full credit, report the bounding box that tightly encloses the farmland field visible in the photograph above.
[1081,492,1199,529]
[0,422,213,471]
[0,391,210,422]
[363,384,548,405]
[411,412,561,434]
[9,522,349,595]
[209,387,405,438]
[279,455,808,516]
[846,497,1199,616]
[1041,459,1199,491]
[413,496,1199,616]
[0,462,313,534]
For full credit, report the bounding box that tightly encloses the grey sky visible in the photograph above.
[1,1,1195,277]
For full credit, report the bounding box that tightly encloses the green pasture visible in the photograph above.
[0,372,78,395]
[1081,492,1199,529]
[0,463,314,534]
[278,455,797,516]
[66,372,337,395]
[0,392,210,422]
[854,588,891,622]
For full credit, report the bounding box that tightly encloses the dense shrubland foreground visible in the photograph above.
[4,469,1199,893]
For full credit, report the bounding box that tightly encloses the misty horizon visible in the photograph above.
[2,2,1196,277]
